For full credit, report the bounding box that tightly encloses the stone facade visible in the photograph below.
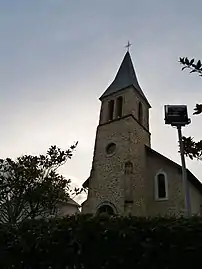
[82,51,202,217]
[146,148,187,216]
[146,147,202,216]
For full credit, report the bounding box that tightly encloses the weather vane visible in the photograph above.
[125,41,132,51]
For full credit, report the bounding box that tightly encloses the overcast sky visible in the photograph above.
[0,0,202,203]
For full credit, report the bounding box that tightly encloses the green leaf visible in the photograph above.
[179,57,185,64]
[182,66,188,71]
[190,58,194,65]
[185,57,189,65]
[196,60,201,69]
[193,104,202,115]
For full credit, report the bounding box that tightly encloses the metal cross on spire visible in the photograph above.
[125,41,132,52]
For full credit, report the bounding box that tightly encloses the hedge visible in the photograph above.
[1,215,202,268]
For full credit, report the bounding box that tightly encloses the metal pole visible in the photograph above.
[177,126,191,217]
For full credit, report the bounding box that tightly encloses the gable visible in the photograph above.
[145,145,202,193]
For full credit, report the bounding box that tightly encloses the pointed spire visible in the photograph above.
[100,51,150,107]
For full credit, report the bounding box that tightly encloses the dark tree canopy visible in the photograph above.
[179,57,202,160]
[0,143,84,224]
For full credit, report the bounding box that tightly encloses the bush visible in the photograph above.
[0,215,202,268]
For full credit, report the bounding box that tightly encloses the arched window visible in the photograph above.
[124,162,133,202]
[115,96,123,118]
[108,100,114,121]
[138,102,143,124]
[155,172,168,200]
[97,205,114,216]
[124,162,133,175]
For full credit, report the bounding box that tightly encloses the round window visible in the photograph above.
[106,143,116,155]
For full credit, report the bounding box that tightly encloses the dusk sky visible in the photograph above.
[0,0,202,203]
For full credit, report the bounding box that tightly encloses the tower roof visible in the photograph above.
[100,51,151,107]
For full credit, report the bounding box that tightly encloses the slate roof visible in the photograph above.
[100,51,151,107]
[57,198,80,207]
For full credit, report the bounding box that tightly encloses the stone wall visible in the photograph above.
[82,87,151,216]
[145,149,201,216]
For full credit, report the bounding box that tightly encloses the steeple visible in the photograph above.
[100,51,151,107]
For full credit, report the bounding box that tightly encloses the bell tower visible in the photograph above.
[82,51,151,216]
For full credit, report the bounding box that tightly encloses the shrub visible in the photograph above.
[0,215,202,268]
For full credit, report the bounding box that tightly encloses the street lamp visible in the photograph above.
[164,105,191,217]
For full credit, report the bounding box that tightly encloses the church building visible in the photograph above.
[82,50,202,217]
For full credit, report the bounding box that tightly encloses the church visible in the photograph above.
[82,50,202,217]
